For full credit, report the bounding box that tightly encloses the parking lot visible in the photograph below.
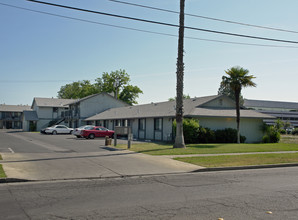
[0,130,130,154]
[0,130,199,181]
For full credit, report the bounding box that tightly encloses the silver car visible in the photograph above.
[44,125,74,135]
[73,125,94,138]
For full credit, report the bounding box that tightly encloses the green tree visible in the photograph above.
[57,70,142,105]
[218,80,244,106]
[95,69,130,98]
[274,118,285,132]
[174,0,186,149]
[95,70,142,105]
[119,85,143,105]
[221,66,256,143]
[168,94,190,101]
[57,80,99,99]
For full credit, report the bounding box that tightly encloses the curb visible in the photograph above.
[0,178,30,184]
[193,163,298,172]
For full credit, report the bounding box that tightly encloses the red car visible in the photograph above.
[80,126,114,139]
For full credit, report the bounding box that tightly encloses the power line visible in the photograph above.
[2,2,298,48]
[0,80,72,83]
[26,0,298,44]
[109,0,298,34]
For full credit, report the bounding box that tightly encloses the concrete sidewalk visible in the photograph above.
[163,150,298,158]
[0,147,203,181]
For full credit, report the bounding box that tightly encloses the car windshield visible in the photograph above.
[85,126,94,130]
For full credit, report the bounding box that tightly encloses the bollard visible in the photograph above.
[105,136,109,146]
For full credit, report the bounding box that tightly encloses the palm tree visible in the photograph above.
[221,66,256,143]
[174,0,186,148]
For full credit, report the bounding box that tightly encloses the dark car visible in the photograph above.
[80,126,114,139]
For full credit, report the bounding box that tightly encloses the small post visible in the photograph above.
[127,127,132,149]
[114,132,117,147]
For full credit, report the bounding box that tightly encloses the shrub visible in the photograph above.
[173,118,200,144]
[280,129,286,134]
[262,135,270,143]
[198,127,215,143]
[292,128,298,135]
[214,128,246,143]
[173,120,246,144]
[262,126,280,143]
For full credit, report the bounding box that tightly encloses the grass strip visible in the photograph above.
[0,165,6,178]
[117,142,298,155]
[174,153,298,168]
[0,154,6,178]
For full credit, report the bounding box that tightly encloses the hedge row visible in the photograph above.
[173,119,246,144]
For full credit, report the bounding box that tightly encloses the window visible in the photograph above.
[13,112,21,118]
[122,119,127,126]
[53,107,58,113]
[139,119,145,131]
[115,120,121,127]
[154,118,162,131]
[104,120,109,128]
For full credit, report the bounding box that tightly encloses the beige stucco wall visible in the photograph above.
[198,117,264,143]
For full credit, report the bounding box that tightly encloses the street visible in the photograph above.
[1,130,298,219]
[1,167,298,219]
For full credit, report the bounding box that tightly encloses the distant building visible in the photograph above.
[30,97,73,131]
[64,93,129,128]
[244,99,298,127]
[0,104,31,129]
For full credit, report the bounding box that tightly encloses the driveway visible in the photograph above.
[0,130,201,181]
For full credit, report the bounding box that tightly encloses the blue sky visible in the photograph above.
[1,0,298,105]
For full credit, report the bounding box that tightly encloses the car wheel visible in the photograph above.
[69,130,73,134]
[76,135,81,138]
[88,134,95,139]
[52,130,57,135]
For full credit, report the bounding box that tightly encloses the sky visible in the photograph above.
[1,0,298,106]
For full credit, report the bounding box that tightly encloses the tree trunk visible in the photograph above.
[174,0,186,149]
[235,89,241,144]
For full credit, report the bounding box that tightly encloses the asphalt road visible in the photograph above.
[1,167,298,220]
[0,130,118,153]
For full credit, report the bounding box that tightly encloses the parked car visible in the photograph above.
[43,125,74,135]
[286,128,294,134]
[73,125,95,138]
[80,126,114,139]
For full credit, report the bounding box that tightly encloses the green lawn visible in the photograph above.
[0,165,6,178]
[0,155,6,178]
[175,153,298,168]
[117,142,298,155]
